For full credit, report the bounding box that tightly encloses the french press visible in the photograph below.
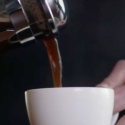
[0,0,67,44]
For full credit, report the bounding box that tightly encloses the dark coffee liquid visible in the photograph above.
[44,36,62,87]
[0,9,13,32]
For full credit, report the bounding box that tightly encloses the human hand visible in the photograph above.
[97,60,125,125]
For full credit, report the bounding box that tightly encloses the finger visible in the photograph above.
[116,115,125,125]
[114,84,125,114]
[97,60,125,89]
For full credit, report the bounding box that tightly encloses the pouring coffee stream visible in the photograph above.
[0,0,67,87]
[44,36,62,87]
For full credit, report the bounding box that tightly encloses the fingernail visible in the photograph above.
[96,83,109,88]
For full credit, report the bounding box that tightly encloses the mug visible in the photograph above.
[25,87,119,125]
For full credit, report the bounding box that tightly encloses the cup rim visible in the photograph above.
[25,87,113,93]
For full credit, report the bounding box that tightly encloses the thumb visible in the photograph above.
[97,60,125,89]
[96,60,125,114]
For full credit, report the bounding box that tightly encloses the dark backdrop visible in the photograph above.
[0,0,125,124]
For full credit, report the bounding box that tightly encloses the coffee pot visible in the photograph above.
[0,0,67,44]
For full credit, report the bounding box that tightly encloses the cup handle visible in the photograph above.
[111,113,119,125]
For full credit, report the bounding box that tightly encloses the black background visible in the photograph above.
[0,0,125,124]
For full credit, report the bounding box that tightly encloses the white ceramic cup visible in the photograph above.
[25,87,119,125]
